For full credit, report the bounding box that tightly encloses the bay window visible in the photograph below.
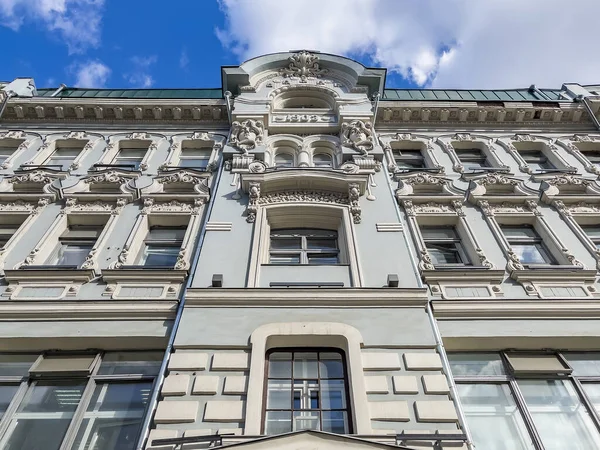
[450,352,600,450]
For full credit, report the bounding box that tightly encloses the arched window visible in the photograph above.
[263,348,351,435]
[313,153,333,168]
[274,153,294,168]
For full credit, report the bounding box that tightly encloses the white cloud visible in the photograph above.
[70,60,110,87]
[124,55,157,88]
[0,0,105,54]
[180,48,189,69]
[216,0,600,89]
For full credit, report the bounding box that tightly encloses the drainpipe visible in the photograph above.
[50,84,67,97]
[579,96,600,131]
[135,154,225,450]
[371,92,381,128]
[224,91,233,123]
[383,164,475,449]
[0,91,16,120]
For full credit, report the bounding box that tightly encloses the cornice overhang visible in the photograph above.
[241,168,368,195]
[184,287,428,307]
[376,100,590,129]
[0,300,177,321]
[1,97,228,125]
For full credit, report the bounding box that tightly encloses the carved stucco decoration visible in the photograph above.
[142,198,205,216]
[157,171,206,186]
[246,186,361,224]
[279,51,329,79]
[476,173,520,187]
[341,120,374,154]
[8,170,55,186]
[554,200,600,216]
[229,119,265,153]
[395,173,449,196]
[84,171,133,186]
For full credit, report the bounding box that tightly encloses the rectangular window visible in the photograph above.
[455,148,489,169]
[0,351,162,450]
[501,225,556,265]
[269,229,339,265]
[112,148,146,170]
[519,150,555,171]
[178,148,211,169]
[137,227,186,267]
[585,152,600,168]
[450,352,600,450]
[47,225,103,268]
[421,226,470,266]
[264,350,350,435]
[393,149,425,169]
[581,225,600,250]
[44,148,81,171]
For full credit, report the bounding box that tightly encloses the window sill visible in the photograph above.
[4,267,95,283]
[263,263,349,267]
[421,267,505,284]
[102,268,188,283]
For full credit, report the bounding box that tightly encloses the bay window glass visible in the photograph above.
[269,229,339,265]
[0,352,161,450]
[451,352,600,450]
[138,227,186,267]
[264,350,350,435]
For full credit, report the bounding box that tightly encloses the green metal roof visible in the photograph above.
[35,88,223,99]
[382,88,570,102]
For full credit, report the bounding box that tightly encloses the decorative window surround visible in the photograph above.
[244,322,372,435]
[240,169,367,224]
[437,133,510,174]
[379,132,444,173]
[95,132,165,171]
[9,199,125,282]
[247,203,362,287]
[395,172,458,197]
[400,197,503,288]
[0,168,65,200]
[539,175,600,204]
[61,169,139,201]
[160,131,224,172]
[0,199,47,275]
[496,134,576,175]
[140,169,210,203]
[108,198,204,274]
[0,130,37,170]
[476,198,596,295]
[553,200,600,273]
[555,134,600,175]
[466,172,537,204]
[22,130,100,171]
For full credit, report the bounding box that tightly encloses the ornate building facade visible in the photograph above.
[0,51,600,450]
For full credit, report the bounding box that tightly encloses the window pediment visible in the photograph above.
[395,173,458,196]
[540,175,600,203]
[466,173,536,203]
[62,169,138,200]
[141,169,210,202]
[0,168,64,200]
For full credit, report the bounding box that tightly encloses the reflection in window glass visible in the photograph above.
[0,385,19,419]
[448,353,507,376]
[457,384,535,450]
[519,379,600,450]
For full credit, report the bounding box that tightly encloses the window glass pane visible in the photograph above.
[116,149,146,158]
[72,382,152,450]
[270,238,301,250]
[147,228,186,241]
[512,244,551,264]
[448,353,507,376]
[180,148,210,158]
[581,226,600,240]
[3,382,85,450]
[457,383,535,450]
[322,410,347,434]
[306,238,337,251]
[421,227,458,239]
[294,353,319,379]
[178,158,208,169]
[0,354,38,376]
[0,385,19,419]
[427,244,463,265]
[502,226,538,239]
[268,352,292,378]
[582,383,600,416]
[319,354,344,379]
[265,411,291,435]
[269,254,300,264]
[567,353,600,376]
[293,379,319,410]
[274,153,293,167]
[267,380,291,409]
[98,352,163,376]
[321,380,346,409]
[56,244,92,266]
[519,379,600,450]
[293,410,320,431]
[142,246,179,266]
[307,254,339,265]
[313,154,332,168]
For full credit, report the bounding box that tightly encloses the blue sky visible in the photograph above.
[1,0,599,91]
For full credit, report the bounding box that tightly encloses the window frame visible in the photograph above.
[0,130,32,170]
[449,351,600,450]
[437,134,510,174]
[556,135,600,176]
[269,228,340,266]
[95,133,163,172]
[0,351,162,450]
[136,226,187,268]
[420,226,472,267]
[380,133,444,173]
[261,347,353,435]
[500,225,557,265]
[497,134,576,175]
[23,132,97,172]
[160,132,224,171]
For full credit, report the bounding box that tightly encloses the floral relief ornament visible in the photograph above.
[279,51,329,79]
[229,119,264,154]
